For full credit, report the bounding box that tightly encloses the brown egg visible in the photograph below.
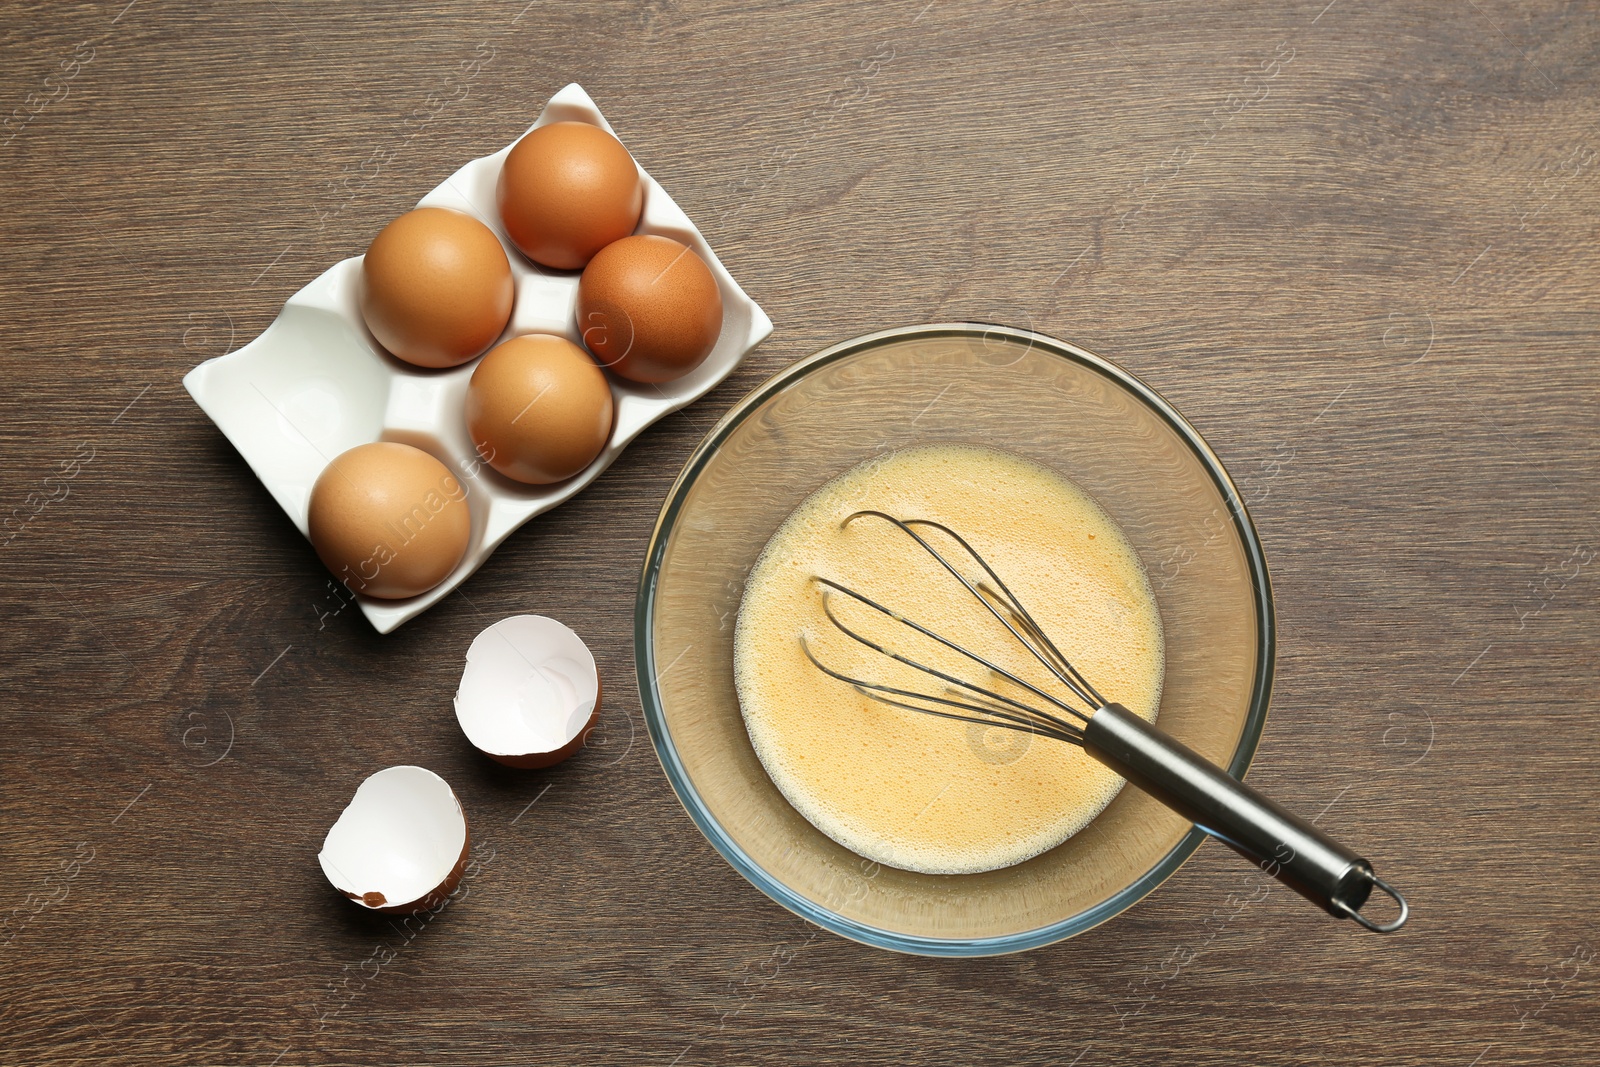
[496,121,643,270]
[360,207,514,369]
[576,235,723,383]
[308,442,472,599]
[466,335,614,485]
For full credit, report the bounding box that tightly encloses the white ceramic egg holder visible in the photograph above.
[184,84,773,633]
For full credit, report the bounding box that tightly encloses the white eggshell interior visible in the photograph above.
[318,765,467,909]
[455,615,599,758]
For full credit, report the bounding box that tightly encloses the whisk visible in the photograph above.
[801,511,1408,933]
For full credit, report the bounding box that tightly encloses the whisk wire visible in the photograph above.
[976,582,1107,711]
[798,638,1083,744]
[837,511,1106,715]
[816,579,1088,728]
[904,517,1109,711]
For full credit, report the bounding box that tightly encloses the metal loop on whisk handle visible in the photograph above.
[1083,703,1408,932]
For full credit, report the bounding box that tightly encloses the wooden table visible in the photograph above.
[3,1,1596,1063]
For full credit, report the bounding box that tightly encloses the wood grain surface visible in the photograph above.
[3,1,1597,1064]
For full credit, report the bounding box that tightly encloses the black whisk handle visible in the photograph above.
[1082,703,1408,932]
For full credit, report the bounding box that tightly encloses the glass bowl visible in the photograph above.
[635,324,1274,956]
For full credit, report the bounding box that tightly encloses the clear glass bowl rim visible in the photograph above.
[634,323,1276,956]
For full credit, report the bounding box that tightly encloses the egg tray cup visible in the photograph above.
[184,84,773,632]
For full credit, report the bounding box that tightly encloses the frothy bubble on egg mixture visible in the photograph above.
[732,445,1165,876]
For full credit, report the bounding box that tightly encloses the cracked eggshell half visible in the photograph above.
[318,765,470,914]
[455,615,601,769]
